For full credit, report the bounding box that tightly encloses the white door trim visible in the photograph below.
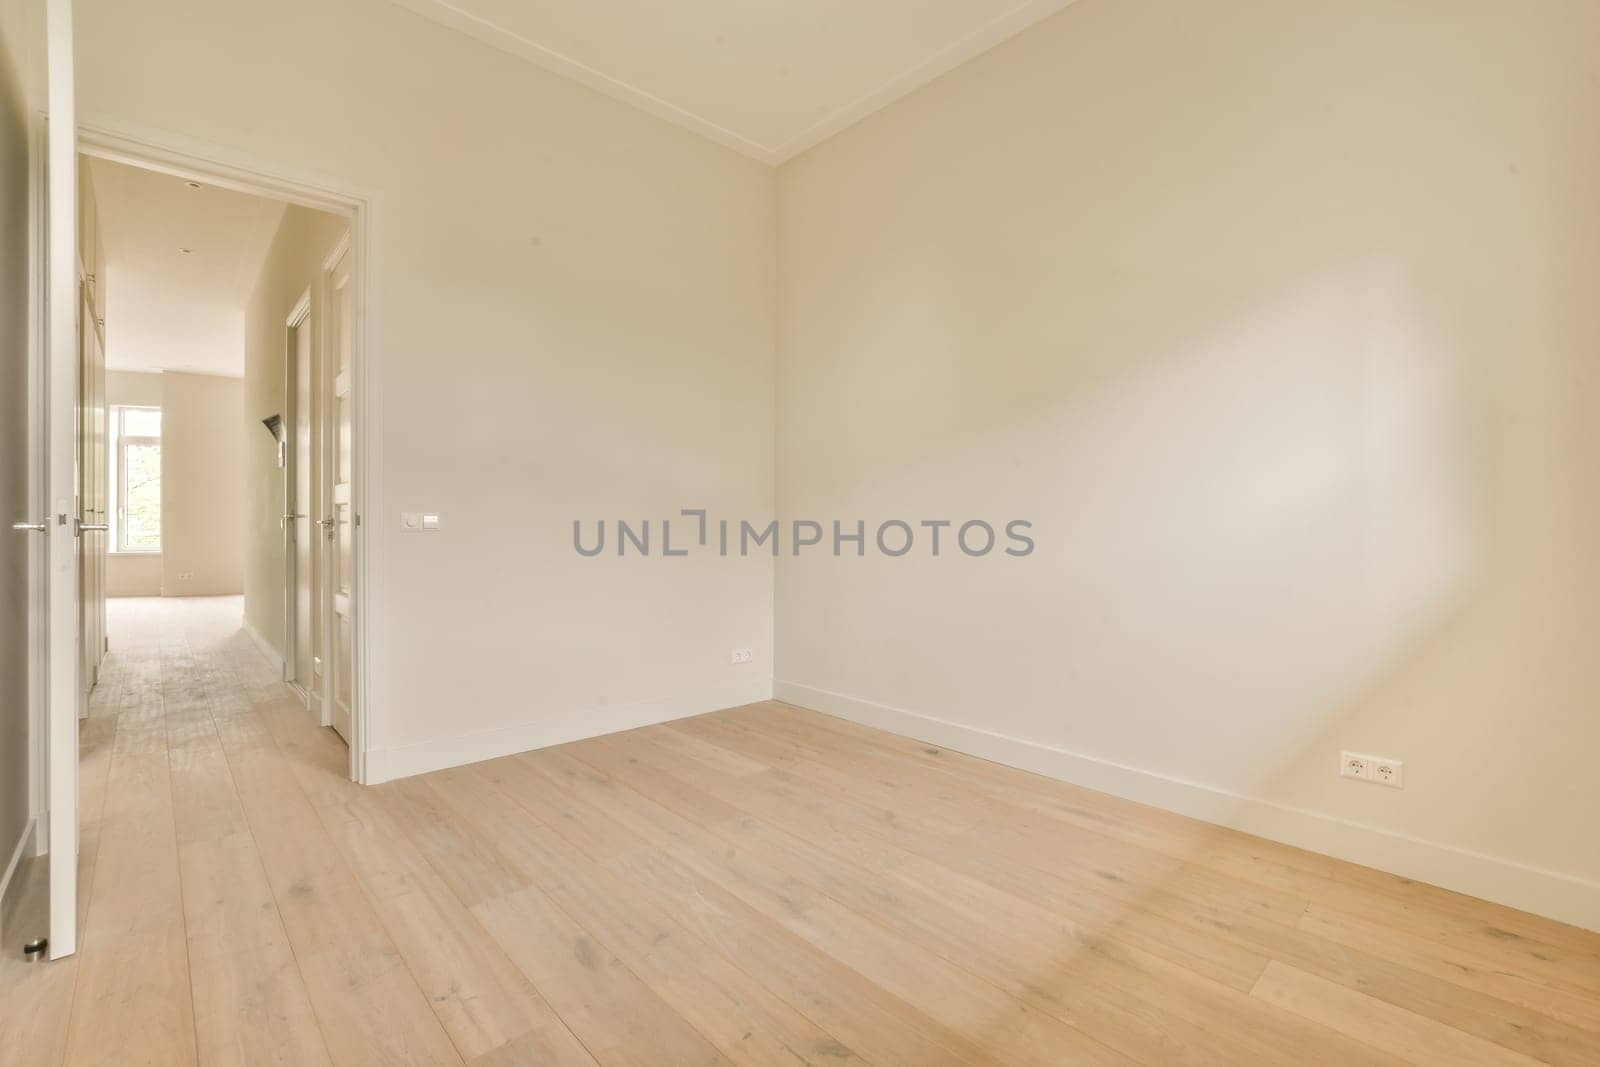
[76,117,384,788]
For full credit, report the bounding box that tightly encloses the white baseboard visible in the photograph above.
[371,675,775,784]
[775,680,1600,934]
[241,617,284,676]
[1,816,34,918]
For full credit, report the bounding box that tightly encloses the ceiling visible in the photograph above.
[391,0,1079,164]
[89,157,286,377]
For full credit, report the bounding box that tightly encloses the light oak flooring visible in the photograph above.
[3,596,1599,1065]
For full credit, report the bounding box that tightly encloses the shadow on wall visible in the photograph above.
[785,253,1483,801]
[763,240,1595,1047]
[779,183,1600,912]
[774,0,1600,908]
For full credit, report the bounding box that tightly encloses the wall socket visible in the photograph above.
[730,648,753,664]
[1340,750,1403,789]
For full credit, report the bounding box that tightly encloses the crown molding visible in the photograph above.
[389,0,1080,166]
[387,0,784,163]
[771,0,1079,162]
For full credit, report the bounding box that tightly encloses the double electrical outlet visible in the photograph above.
[1340,751,1404,789]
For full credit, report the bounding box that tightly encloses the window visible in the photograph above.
[110,405,161,553]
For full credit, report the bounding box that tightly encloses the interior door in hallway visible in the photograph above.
[324,242,354,743]
[288,303,313,700]
[76,260,106,710]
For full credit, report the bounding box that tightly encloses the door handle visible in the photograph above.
[11,521,47,532]
[284,513,306,521]
[75,520,109,535]
[318,517,336,530]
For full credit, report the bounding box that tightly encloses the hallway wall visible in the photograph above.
[241,204,346,662]
[105,370,246,599]
[160,371,244,597]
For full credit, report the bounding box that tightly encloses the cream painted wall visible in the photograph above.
[106,369,246,598]
[776,0,1600,923]
[106,367,160,405]
[106,551,160,598]
[160,372,245,597]
[105,370,162,597]
[242,204,346,659]
[75,0,777,766]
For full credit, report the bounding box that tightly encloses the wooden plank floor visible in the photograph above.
[3,596,1598,1066]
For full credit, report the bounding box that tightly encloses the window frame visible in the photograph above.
[112,404,162,555]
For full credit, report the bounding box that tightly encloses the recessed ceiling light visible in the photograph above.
[184,180,202,189]
[178,247,193,254]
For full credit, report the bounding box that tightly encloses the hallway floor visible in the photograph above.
[2,596,1598,1065]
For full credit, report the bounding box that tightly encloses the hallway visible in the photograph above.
[1,596,383,1066]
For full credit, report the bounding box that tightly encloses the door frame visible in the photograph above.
[75,120,383,791]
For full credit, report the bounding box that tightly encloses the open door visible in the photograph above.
[76,192,107,716]
[284,292,313,704]
[324,240,354,743]
[43,0,79,960]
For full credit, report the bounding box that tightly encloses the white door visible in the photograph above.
[3,0,61,958]
[76,278,106,712]
[44,0,80,960]
[324,243,354,743]
[286,302,313,699]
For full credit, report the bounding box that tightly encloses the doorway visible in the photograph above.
[76,127,371,780]
[10,5,379,965]
[20,125,375,965]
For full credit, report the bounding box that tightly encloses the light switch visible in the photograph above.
[401,512,440,532]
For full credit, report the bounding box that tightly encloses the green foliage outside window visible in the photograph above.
[124,440,160,549]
